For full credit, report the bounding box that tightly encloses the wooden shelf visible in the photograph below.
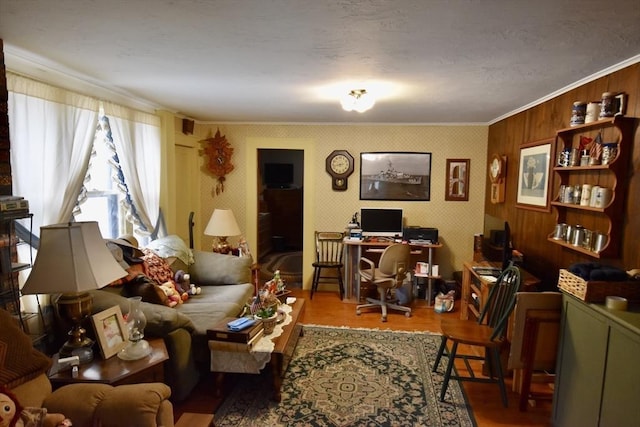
[550,115,635,258]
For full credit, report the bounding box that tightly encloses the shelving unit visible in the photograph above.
[548,116,635,258]
[0,210,45,346]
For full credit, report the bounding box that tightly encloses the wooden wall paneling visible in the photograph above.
[488,63,640,289]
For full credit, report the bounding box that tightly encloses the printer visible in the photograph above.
[403,226,438,243]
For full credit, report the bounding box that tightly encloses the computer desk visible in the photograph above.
[343,238,442,304]
[460,260,541,321]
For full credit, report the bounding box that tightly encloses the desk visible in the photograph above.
[343,239,442,303]
[460,260,541,321]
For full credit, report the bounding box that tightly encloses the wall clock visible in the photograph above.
[202,128,234,195]
[325,150,355,191]
[489,154,506,203]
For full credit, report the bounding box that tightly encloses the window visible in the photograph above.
[73,120,128,239]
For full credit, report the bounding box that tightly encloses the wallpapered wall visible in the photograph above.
[186,122,488,287]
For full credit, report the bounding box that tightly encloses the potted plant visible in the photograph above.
[254,305,278,335]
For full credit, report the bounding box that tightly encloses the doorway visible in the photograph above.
[257,149,304,285]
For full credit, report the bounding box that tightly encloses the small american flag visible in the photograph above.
[590,131,603,161]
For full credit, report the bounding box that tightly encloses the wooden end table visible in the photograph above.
[49,337,168,388]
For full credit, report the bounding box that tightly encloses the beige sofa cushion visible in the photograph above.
[190,251,252,285]
[0,310,52,389]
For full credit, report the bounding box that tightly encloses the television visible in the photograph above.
[360,208,404,237]
[264,163,294,188]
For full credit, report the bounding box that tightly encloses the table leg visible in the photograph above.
[270,353,284,402]
[214,372,225,397]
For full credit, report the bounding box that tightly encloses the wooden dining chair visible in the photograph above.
[432,263,521,407]
[311,231,345,299]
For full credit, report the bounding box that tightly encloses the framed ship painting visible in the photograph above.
[360,152,431,201]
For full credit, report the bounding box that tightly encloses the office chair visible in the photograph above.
[356,243,412,322]
[311,231,345,300]
[433,263,521,407]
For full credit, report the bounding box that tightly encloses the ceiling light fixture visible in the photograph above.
[340,89,375,113]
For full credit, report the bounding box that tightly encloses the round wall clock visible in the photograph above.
[489,154,506,204]
[325,150,355,191]
[489,153,505,183]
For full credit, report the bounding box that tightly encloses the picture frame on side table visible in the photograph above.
[360,151,431,201]
[445,158,470,201]
[91,305,129,359]
[516,138,554,212]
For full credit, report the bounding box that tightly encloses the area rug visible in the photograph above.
[214,326,476,426]
[260,251,302,285]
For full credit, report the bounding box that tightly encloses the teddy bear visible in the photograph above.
[0,386,71,427]
[174,270,201,297]
[158,281,183,307]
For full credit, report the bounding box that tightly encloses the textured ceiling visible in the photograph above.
[1,0,639,124]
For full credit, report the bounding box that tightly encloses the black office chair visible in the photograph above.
[311,231,345,300]
[432,263,521,407]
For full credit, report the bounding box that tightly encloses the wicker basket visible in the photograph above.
[558,269,640,303]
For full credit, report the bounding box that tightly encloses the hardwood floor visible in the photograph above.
[173,288,553,426]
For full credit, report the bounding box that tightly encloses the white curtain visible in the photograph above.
[7,73,99,231]
[102,101,161,236]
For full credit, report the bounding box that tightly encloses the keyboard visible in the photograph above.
[472,266,502,277]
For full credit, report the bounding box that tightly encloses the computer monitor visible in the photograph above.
[360,208,403,237]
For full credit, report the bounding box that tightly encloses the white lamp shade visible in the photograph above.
[22,221,127,294]
[204,209,241,237]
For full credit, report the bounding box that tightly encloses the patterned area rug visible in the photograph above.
[214,326,476,426]
[260,251,302,285]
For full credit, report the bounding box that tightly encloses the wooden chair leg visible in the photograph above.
[440,341,458,402]
[433,336,448,372]
[311,267,319,299]
[491,347,509,408]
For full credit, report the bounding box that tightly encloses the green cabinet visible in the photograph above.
[553,294,640,426]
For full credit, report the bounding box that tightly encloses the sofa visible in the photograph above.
[69,235,255,402]
[1,309,174,427]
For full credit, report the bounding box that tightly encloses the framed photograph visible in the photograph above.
[91,305,128,359]
[360,152,431,201]
[516,138,554,212]
[445,159,470,201]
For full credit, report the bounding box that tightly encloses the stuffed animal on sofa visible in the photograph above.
[0,386,70,427]
[174,270,201,298]
[158,281,183,307]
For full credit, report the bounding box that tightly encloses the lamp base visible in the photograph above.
[212,236,233,254]
[56,292,94,359]
[118,339,151,360]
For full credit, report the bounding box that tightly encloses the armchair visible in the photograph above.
[356,243,412,322]
[1,309,174,427]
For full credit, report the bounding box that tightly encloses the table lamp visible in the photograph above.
[204,209,241,254]
[22,221,127,360]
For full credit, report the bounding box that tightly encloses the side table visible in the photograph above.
[49,337,168,388]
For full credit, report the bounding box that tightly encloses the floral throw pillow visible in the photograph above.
[142,249,175,285]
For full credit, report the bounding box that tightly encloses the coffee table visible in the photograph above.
[209,298,305,401]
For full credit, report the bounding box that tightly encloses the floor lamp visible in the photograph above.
[22,221,127,360]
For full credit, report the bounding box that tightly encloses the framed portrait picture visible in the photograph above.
[516,138,554,212]
[91,305,128,359]
[445,159,470,201]
[359,152,431,201]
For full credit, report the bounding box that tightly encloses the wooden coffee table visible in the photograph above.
[209,298,305,401]
[49,338,168,387]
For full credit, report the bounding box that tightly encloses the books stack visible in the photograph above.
[206,317,264,351]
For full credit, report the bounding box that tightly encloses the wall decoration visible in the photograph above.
[201,128,234,195]
[516,138,554,212]
[445,159,470,201]
[91,305,128,359]
[360,152,431,201]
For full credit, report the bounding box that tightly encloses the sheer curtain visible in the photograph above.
[7,72,99,232]
[102,101,161,237]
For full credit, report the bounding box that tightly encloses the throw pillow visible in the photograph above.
[190,251,252,285]
[142,249,176,285]
[0,310,52,389]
